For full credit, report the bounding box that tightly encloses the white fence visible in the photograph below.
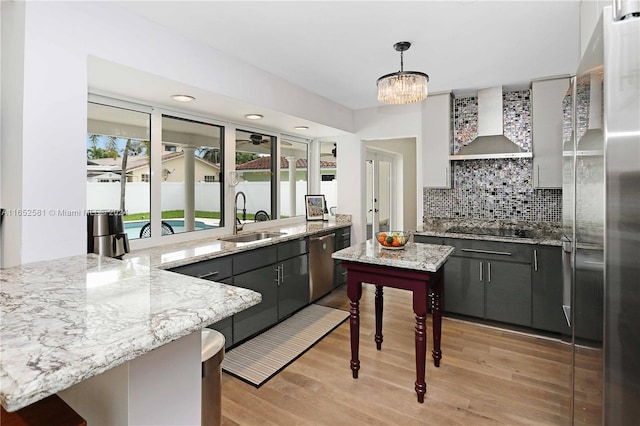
[87,181,338,217]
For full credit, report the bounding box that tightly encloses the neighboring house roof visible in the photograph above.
[236,156,335,171]
[88,152,219,172]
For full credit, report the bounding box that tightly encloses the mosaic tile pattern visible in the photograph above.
[453,90,532,154]
[425,90,560,224]
[424,158,562,223]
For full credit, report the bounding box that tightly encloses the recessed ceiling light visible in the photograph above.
[294,126,309,130]
[245,114,263,120]
[171,94,195,102]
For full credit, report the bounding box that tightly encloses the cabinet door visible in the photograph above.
[574,248,604,343]
[232,264,278,343]
[485,260,532,327]
[532,77,569,188]
[443,256,484,318]
[422,92,452,188]
[334,260,347,288]
[278,254,310,320]
[532,246,570,334]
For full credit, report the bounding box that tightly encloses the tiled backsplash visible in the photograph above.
[424,158,562,222]
[424,90,562,224]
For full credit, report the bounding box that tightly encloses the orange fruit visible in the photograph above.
[392,237,400,247]
[378,233,387,243]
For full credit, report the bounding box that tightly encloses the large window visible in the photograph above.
[87,102,151,241]
[280,137,309,218]
[234,130,276,222]
[161,115,224,237]
[320,141,338,215]
[88,96,318,246]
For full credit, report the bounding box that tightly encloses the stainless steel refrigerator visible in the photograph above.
[562,3,640,424]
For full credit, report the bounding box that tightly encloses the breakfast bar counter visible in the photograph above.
[0,254,261,423]
[332,239,454,403]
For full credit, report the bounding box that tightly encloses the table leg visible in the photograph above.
[375,285,383,350]
[347,280,362,379]
[413,288,428,403]
[431,278,443,367]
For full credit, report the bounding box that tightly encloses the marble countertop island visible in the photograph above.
[332,240,454,272]
[0,254,261,412]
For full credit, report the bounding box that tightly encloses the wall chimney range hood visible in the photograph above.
[450,87,533,160]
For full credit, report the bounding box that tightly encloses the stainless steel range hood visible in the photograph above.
[450,87,533,160]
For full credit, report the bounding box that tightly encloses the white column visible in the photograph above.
[183,146,196,232]
[287,156,296,217]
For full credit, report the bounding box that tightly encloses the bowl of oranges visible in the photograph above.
[375,231,410,249]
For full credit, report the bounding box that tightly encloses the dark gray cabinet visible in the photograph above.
[233,262,279,343]
[230,245,278,344]
[232,238,309,344]
[333,226,351,288]
[574,247,603,343]
[439,238,533,327]
[413,235,445,245]
[485,259,531,326]
[532,245,570,334]
[443,256,485,317]
[168,258,234,347]
[277,239,310,320]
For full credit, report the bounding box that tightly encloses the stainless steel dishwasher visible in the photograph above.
[309,232,335,302]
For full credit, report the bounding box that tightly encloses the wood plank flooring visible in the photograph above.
[221,284,582,425]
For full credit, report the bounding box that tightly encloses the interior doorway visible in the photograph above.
[365,150,395,239]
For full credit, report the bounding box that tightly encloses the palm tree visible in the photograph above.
[119,139,149,212]
[105,136,119,159]
[120,139,132,212]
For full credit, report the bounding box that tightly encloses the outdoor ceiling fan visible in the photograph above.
[236,133,270,146]
[236,133,291,150]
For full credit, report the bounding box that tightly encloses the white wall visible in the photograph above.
[366,138,417,232]
[353,104,422,239]
[2,1,353,265]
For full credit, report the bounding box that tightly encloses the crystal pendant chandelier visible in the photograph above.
[377,41,429,104]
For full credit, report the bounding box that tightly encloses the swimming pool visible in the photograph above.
[125,219,216,239]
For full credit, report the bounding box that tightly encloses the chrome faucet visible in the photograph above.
[234,191,247,234]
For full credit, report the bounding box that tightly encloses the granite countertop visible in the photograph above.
[128,220,351,270]
[414,229,562,246]
[417,218,563,247]
[332,240,454,272]
[0,254,261,412]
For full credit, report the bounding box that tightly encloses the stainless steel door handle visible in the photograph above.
[488,262,491,283]
[479,262,483,281]
[534,249,538,272]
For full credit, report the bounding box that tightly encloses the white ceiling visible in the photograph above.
[98,1,581,136]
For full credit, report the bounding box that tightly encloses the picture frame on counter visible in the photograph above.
[305,194,326,221]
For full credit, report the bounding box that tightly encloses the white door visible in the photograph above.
[365,151,395,239]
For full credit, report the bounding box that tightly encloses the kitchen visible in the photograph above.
[1,1,639,425]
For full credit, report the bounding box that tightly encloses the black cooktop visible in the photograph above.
[445,227,530,239]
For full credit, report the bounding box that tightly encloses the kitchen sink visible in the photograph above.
[219,231,285,243]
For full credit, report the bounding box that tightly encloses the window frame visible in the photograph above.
[88,94,314,250]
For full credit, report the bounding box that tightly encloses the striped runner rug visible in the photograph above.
[221,304,349,387]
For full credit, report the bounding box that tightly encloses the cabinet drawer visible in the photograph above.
[277,238,308,261]
[233,246,277,275]
[335,226,351,241]
[414,235,444,245]
[169,256,232,281]
[444,238,532,263]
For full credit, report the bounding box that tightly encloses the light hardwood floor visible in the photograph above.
[221,284,582,425]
